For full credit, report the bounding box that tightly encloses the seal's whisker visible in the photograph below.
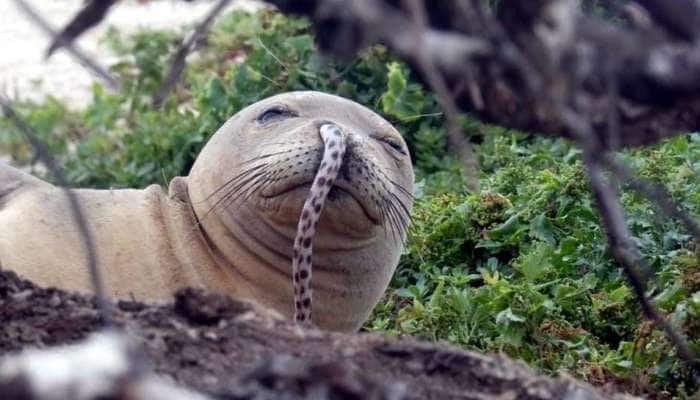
[185,166,273,242]
[216,166,276,211]
[236,153,305,205]
[237,150,295,166]
[197,170,262,221]
[381,197,401,244]
[385,195,409,244]
[389,199,407,242]
[364,160,413,202]
[181,162,277,245]
[388,178,415,201]
[230,172,274,206]
[200,163,268,203]
[259,141,304,147]
[204,145,318,214]
[375,199,392,239]
[253,168,287,199]
[388,190,414,225]
[376,168,415,201]
[251,147,323,201]
[203,164,274,218]
[200,148,304,205]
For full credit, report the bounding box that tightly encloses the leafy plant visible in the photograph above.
[371,131,699,395]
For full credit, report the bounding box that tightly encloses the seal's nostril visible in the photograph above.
[314,120,335,130]
[319,123,341,138]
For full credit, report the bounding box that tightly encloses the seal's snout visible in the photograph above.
[314,119,336,129]
[318,122,342,136]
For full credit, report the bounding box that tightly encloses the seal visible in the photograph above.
[0,91,414,332]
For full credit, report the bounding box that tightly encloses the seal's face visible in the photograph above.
[187,91,414,331]
[253,93,412,238]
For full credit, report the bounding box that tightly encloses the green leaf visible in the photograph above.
[530,213,556,245]
[489,213,521,240]
[515,242,552,282]
[496,307,525,325]
[380,62,427,121]
[202,77,228,111]
[608,285,630,304]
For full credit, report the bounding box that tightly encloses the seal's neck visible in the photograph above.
[183,177,400,331]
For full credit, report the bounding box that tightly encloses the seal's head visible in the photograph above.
[187,91,414,331]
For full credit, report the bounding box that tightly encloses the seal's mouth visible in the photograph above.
[261,180,380,225]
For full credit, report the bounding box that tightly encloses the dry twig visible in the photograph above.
[584,154,699,376]
[401,0,480,192]
[46,0,120,57]
[0,95,113,326]
[12,0,121,91]
[153,0,232,106]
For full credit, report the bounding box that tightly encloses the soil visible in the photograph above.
[0,269,632,399]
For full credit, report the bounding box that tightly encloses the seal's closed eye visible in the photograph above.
[368,132,406,155]
[256,105,298,124]
[377,136,407,155]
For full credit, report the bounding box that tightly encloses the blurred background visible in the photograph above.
[0,0,260,108]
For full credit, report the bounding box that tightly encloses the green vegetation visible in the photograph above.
[1,9,698,397]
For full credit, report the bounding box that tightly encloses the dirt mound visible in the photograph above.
[0,270,625,399]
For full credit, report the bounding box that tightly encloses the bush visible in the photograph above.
[1,9,697,397]
[372,132,699,394]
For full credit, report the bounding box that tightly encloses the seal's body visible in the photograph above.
[0,92,414,332]
[0,171,215,300]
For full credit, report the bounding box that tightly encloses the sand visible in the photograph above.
[0,0,262,107]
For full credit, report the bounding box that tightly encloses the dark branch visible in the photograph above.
[635,0,700,41]
[46,0,120,57]
[12,0,121,91]
[152,0,232,107]
[265,0,700,149]
[601,155,700,241]
[0,95,113,326]
[584,154,699,378]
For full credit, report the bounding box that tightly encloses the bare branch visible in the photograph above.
[0,95,113,326]
[547,75,700,378]
[152,0,232,107]
[312,0,492,72]
[401,0,480,192]
[266,0,700,149]
[12,0,121,91]
[584,154,699,379]
[634,0,700,41]
[46,0,120,57]
[601,155,700,242]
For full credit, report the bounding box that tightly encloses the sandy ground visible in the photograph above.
[0,0,262,107]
